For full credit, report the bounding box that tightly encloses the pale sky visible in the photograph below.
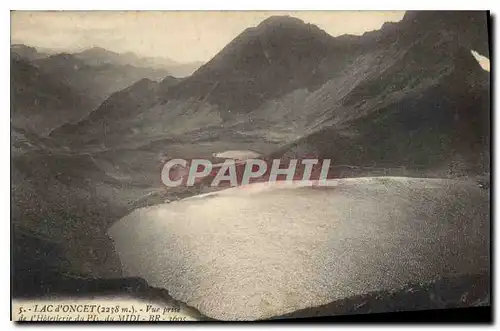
[11,11,405,63]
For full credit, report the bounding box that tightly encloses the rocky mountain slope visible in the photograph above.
[11,11,491,306]
[11,44,49,61]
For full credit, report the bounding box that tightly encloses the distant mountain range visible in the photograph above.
[50,11,490,175]
[11,44,203,135]
[11,11,491,296]
[73,47,203,78]
[269,11,491,175]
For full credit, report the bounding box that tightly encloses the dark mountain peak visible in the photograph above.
[402,10,487,25]
[79,46,119,56]
[47,52,77,60]
[135,77,155,84]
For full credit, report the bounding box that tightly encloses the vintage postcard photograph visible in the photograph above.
[10,10,491,322]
